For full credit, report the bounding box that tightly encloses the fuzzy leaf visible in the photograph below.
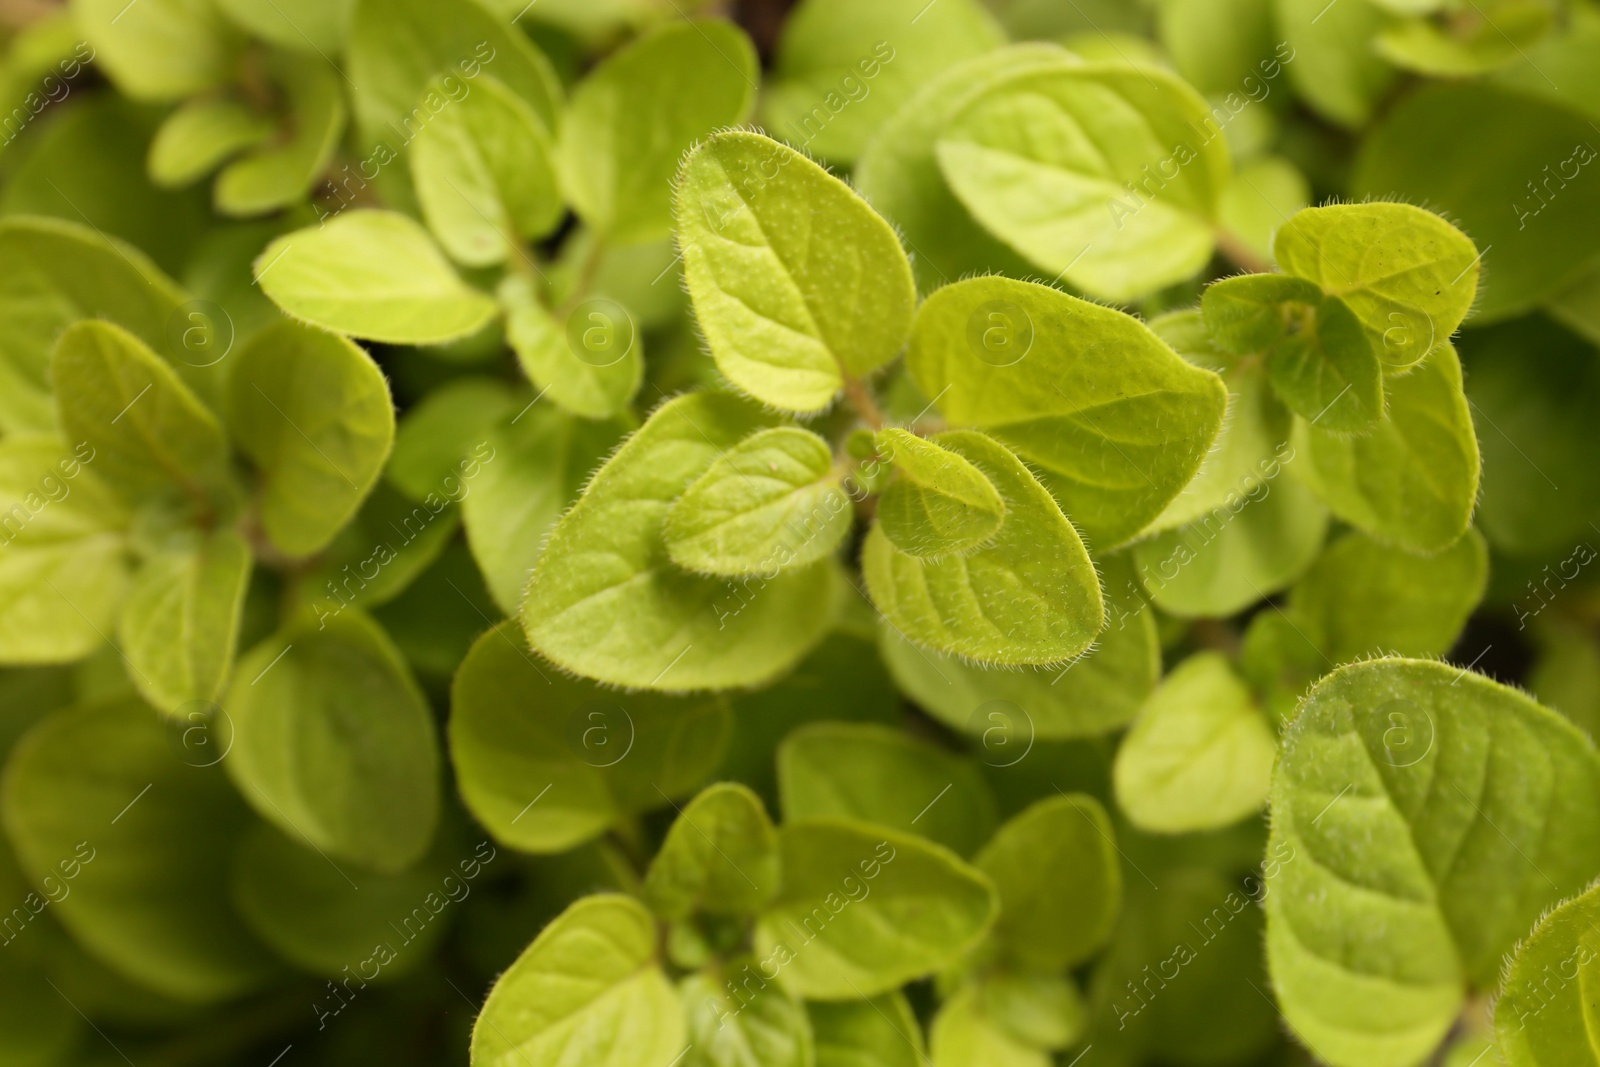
[674,131,916,413]
[522,392,839,691]
[874,428,1004,559]
[471,894,683,1067]
[907,276,1228,547]
[663,426,852,578]
[1265,659,1600,1067]
[1291,342,1479,553]
[460,404,627,615]
[1495,879,1600,1066]
[1273,203,1481,372]
[932,63,1231,301]
[862,430,1102,666]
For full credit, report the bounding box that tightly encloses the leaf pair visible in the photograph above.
[1201,202,1482,433]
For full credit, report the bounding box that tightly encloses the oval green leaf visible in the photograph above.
[674,131,917,413]
[862,430,1102,666]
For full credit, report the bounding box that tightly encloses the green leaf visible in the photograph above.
[449,621,730,853]
[0,437,132,665]
[877,554,1158,740]
[1494,878,1600,1066]
[387,376,520,503]
[412,72,562,266]
[461,403,627,615]
[948,993,1072,1067]
[854,45,1078,292]
[1290,528,1488,663]
[862,429,1102,666]
[231,823,447,979]
[1,699,278,1001]
[930,984,1050,1067]
[1290,342,1480,553]
[1265,659,1600,1067]
[501,275,644,420]
[810,994,925,1067]
[346,0,562,146]
[1157,0,1277,96]
[674,131,917,413]
[214,0,354,52]
[1131,470,1328,617]
[1144,309,1294,533]
[522,392,840,691]
[0,216,189,435]
[3,96,214,278]
[225,611,441,873]
[1352,83,1600,323]
[874,428,1004,559]
[148,96,274,188]
[214,59,347,217]
[1203,273,1384,432]
[472,894,683,1067]
[907,276,1228,547]
[560,20,757,243]
[778,722,998,858]
[977,971,1088,1051]
[254,211,500,345]
[1218,156,1311,267]
[51,319,232,508]
[644,782,778,919]
[1272,202,1481,372]
[1112,652,1276,834]
[1275,0,1396,127]
[663,426,852,578]
[974,794,1121,971]
[763,0,1003,164]
[931,63,1232,302]
[118,528,250,716]
[682,964,814,1067]
[753,820,998,999]
[227,318,395,557]
[1376,2,1552,77]
[71,0,241,100]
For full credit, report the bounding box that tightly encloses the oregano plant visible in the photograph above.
[0,1,1597,1066]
